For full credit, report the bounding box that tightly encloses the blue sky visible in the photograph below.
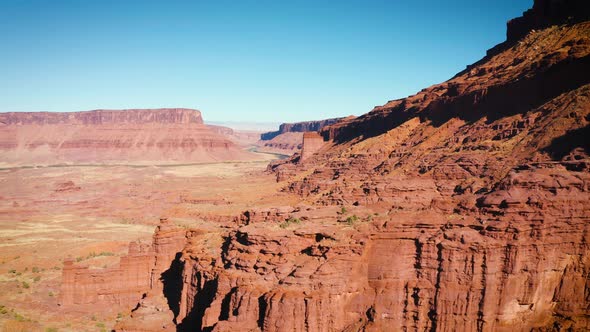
[0,0,531,123]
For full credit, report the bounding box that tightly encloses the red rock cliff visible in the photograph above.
[260,117,349,141]
[59,219,187,317]
[0,108,256,165]
[0,108,204,125]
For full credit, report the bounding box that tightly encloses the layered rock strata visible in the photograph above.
[256,132,304,156]
[300,132,325,162]
[59,219,187,310]
[0,108,255,165]
[260,117,348,141]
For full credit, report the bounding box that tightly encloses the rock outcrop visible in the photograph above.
[256,132,304,156]
[59,219,187,310]
[300,132,325,162]
[260,117,349,141]
[0,108,256,166]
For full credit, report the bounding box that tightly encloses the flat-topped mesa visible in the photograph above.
[0,108,203,125]
[0,108,259,165]
[260,117,348,140]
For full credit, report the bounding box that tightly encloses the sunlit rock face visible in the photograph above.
[0,108,255,165]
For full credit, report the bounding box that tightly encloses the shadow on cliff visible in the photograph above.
[160,252,220,332]
[329,54,590,145]
[175,278,218,332]
[162,252,184,320]
[542,124,590,161]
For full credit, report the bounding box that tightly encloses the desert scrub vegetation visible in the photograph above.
[345,215,359,225]
[279,217,301,229]
[76,251,115,262]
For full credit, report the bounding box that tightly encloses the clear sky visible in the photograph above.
[0,0,531,123]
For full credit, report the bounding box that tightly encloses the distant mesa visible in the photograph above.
[257,117,353,156]
[260,117,349,141]
[0,108,204,125]
[0,108,257,166]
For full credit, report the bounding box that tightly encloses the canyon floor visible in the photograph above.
[0,152,296,331]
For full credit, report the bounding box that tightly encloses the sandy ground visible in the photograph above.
[0,153,299,331]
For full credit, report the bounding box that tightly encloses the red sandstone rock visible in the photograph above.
[256,132,304,156]
[0,108,256,166]
[59,218,187,312]
[260,117,351,141]
[53,180,81,193]
[300,132,325,162]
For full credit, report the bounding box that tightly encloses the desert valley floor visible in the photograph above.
[0,154,296,331]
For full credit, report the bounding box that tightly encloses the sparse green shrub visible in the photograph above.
[345,215,359,226]
[8,269,16,274]
[45,327,58,332]
[76,257,83,262]
[84,251,115,260]
[96,322,105,328]
[14,312,30,322]
[34,276,41,282]
[22,281,30,289]
[279,217,301,229]
[340,207,348,214]
[48,291,54,297]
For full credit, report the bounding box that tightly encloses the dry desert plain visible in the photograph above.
[0,153,297,331]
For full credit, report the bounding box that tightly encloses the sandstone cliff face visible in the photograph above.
[60,1,590,331]
[59,219,187,309]
[300,132,325,162]
[256,132,304,156]
[0,108,204,125]
[260,117,349,141]
[0,108,256,165]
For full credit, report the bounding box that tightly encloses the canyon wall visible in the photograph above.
[59,219,187,308]
[0,108,256,166]
[260,117,348,141]
[300,132,325,162]
[0,108,204,126]
[256,132,304,156]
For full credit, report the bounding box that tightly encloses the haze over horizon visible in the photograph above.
[1,0,531,123]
